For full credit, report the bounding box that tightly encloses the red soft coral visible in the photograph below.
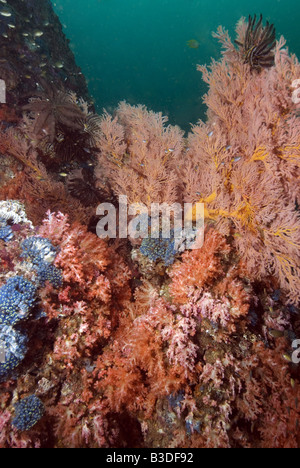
[169,228,231,305]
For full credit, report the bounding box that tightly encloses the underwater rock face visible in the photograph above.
[0,0,90,108]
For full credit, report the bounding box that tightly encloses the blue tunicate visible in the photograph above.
[0,225,13,242]
[20,237,62,289]
[21,237,57,265]
[140,229,177,266]
[36,263,63,289]
[12,395,44,431]
[0,276,36,326]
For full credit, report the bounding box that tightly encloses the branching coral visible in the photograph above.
[0,126,46,181]
[0,204,298,448]
[169,228,231,305]
[38,211,131,364]
[94,292,187,416]
[94,225,299,449]
[0,13,299,450]
[183,24,300,303]
[95,102,185,208]
[0,125,94,225]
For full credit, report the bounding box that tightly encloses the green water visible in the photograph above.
[51,0,300,133]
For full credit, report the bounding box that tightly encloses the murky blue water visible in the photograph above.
[51,0,300,133]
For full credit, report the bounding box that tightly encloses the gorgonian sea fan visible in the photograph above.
[235,14,276,71]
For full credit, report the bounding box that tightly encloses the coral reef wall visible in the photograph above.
[0,11,299,449]
[0,0,89,106]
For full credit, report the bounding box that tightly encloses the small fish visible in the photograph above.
[268,329,284,338]
[187,39,200,49]
[59,172,68,178]
[142,140,147,144]
[291,378,295,389]
[282,353,292,363]
[168,148,175,152]
[34,30,44,38]
[207,131,214,137]
[55,61,64,69]
[8,24,15,29]
[0,9,11,17]
[225,145,232,150]
[233,156,242,162]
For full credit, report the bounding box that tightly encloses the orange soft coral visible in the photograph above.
[38,212,131,365]
[168,228,231,305]
[95,295,186,417]
[95,102,185,208]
